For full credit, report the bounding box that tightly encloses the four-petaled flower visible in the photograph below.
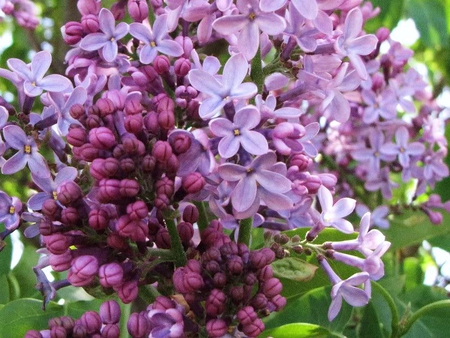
[0,190,22,230]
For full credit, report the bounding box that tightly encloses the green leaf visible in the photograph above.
[260,323,343,338]
[64,299,104,318]
[357,301,385,338]
[383,211,450,250]
[11,240,39,298]
[0,299,64,337]
[0,274,10,304]
[272,257,318,282]
[264,286,352,334]
[0,235,12,276]
[284,227,358,244]
[364,0,404,32]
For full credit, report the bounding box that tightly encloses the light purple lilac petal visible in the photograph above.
[3,125,27,149]
[260,188,293,210]
[234,106,260,129]
[291,0,318,20]
[140,46,159,64]
[80,33,109,50]
[212,15,248,35]
[2,151,28,174]
[259,0,286,12]
[28,153,49,175]
[102,41,119,62]
[240,131,268,155]
[238,23,260,59]
[223,53,249,91]
[99,8,116,36]
[330,198,356,219]
[232,176,257,211]
[188,70,224,97]
[28,193,51,210]
[218,136,241,158]
[348,35,378,55]
[343,7,362,40]
[230,82,258,99]
[209,118,234,136]
[256,170,291,193]
[199,97,226,119]
[31,51,51,81]
[256,13,286,35]
[156,40,183,57]
[129,23,153,43]
[218,163,248,181]
[38,75,72,92]
[115,22,129,39]
[6,58,31,80]
[24,83,43,97]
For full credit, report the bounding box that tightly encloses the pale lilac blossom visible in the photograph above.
[49,87,87,135]
[0,191,22,230]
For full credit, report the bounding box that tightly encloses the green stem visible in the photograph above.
[193,201,209,233]
[400,300,450,337]
[251,48,264,94]
[165,219,187,267]
[146,248,174,260]
[119,302,131,338]
[238,217,253,246]
[372,281,399,338]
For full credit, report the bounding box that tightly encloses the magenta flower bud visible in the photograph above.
[155,94,175,113]
[101,324,120,338]
[68,255,98,286]
[174,36,193,58]
[227,256,244,275]
[249,251,266,269]
[90,159,107,180]
[206,289,226,316]
[271,294,287,311]
[111,1,127,20]
[182,172,205,194]
[376,27,390,42]
[173,268,188,293]
[116,215,148,242]
[73,143,99,162]
[50,251,73,272]
[57,181,82,206]
[113,144,126,159]
[154,55,170,75]
[213,272,227,288]
[230,285,245,303]
[125,98,143,115]
[77,0,101,15]
[89,127,117,150]
[99,179,121,202]
[120,158,136,173]
[237,306,258,325]
[99,263,124,287]
[152,140,172,163]
[85,114,102,129]
[127,312,149,338]
[49,317,63,328]
[70,103,85,120]
[205,261,220,274]
[72,324,87,337]
[155,177,175,196]
[117,280,139,304]
[258,265,274,281]
[174,58,191,78]
[127,201,148,220]
[80,311,102,334]
[64,21,84,45]
[42,199,61,219]
[164,154,180,174]
[220,242,239,257]
[67,127,87,147]
[158,110,175,130]
[170,133,191,154]
[290,154,311,171]
[122,136,146,155]
[177,221,194,244]
[251,293,268,309]
[89,208,109,231]
[262,278,282,298]
[128,0,149,22]
[154,194,170,211]
[96,98,116,117]
[185,259,201,274]
[152,296,176,310]
[45,233,71,255]
[244,272,257,285]
[50,326,67,338]
[107,233,129,251]
[125,114,143,134]
[120,179,140,197]
[182,205,198,223]
[61,207,79,225]
[261,248,276,265]
[39,220,55,236]
[427,210,443,225]
[203,247,221,262]
[206,319,228,338]
[144,112,159,134]
[81,13,100,32]
[60,316,75,331]
[303,175,322,194]
[242,318,264,337]
[318,173,337,190]
[100,300,122,324]
[25,331,42,338]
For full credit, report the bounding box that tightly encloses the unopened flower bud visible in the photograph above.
[182,172,205,194]
[155,227,171,249]
[251,293,268,309]
[271,294,287,311]
[99,179,121,202]
[81,13,100,32]
[174,36,193,58]
[230,285,244,303]
[170,132,191,154]
[127,312,149,338]
[25,331,42,338]
[57,181,82,206]
[117,280,139,304]
[182,205,198,223]
[237,306,258,325]
[152,296,176,310]
[80,311,102,334]
[64,21,83,45]
[144,112,159,134]
[152,141,172,163]
[178,221,194,244]
[45,233,71,255]
[50,326,67,338]
[213,272,227,288]
[89,127,116,150]
[242,318,264,337]
[96,98,116,117]
[154,194,170,210]
[206,319,227,338]
[127,201,148,220]
[101,324,120,338]
[206,289,226,316]
[50,251,73,272]
[155,176,174,196]
[125,98,143,115]
[99,263,124,288]
[174,58,191,78]
[155,94,175,113]
[158,110,175,130]
[154,55,170,74]
[73,143,99,162]
[125,114,143,134]
[120,179,140,197]
[89,208,109,231]
[227,256,244,275]
[61,207,79,225]
[68,255,98,286]
[67,127,87,147]
[100,300,122,324]
[77,0,101,15]
[128,0,149,22]
[262,278,282,298]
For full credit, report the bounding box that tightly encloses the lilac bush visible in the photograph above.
[0,0,448,337]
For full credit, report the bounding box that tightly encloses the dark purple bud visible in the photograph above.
[261,248,276,265]
[60,316,75,331]
[98,179,121,202]
[125,99,142,115]
[39,220,54,236]
[203,247,221,262]
[116,215,148,242]
[213,272,227,288]
[303,175,322,194]
[262,278,282,298]
[206,319,228,338]
[128,0,149,22]
[81,13,100,32]
[270,294,287,311]
[220,242,238,257]
[111,1,126,20]
[158,110,175,130]
[67,127,87,147]
[174,36,193,58]
[85,114,102,129]
[42,199,60,219]
[258,265,274,281]
[242,318,264,337]
[155,177,174,196]
[50,326,67,338]
[125,114,143,134]
[251,293,268,310]
[152,296,176,310]
[154,55,170,74]
[99,263,124,288]
[122,136,146,155]
[61,207,79,225]
[174,58,191,78]
[127,312,149,338]
[49,317,63,328]
[155,94,175,113]
[185,259,202,274]
[206,289,226,316]
[237,306,258,325]
[64,21,84,45]
[182,205,198,223]
[50,251,73,272]
[152,140,172,163]
[244,272,257,285]
[70,103,85,120]
[73,144,100,162]
[164,154,180,174]
[72,324,87,338]
[112,144,126,159]
[318,173,337,190]
[68,255,98,286]
[127,201,148,220]
[170,133,191,155]
[107,233,129,251]
[119,179,140,197]
[101,324,120,338]
[117,280,139,304]
[185,271,204,291]
[230,285,244,303]
[205,261,220,274]
[290,154,311,171]
[155,227,171,249]
[80,311,102,334]
[154,194,170,210]
[182,172,205,194]
[89,127,117,150]
[227,256,244,275]
[120,158,135,173]
[45,233,71,255]
[25,331,42,338]
[144,112,159,134]
[89,208,109,231]
[57,181,82,206]
[100,300,121,324]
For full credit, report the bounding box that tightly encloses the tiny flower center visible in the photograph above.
[233,128,241,136]
[150,41,156,47]
[399,146,405,153]
[223,95,230,101]
[248,12,256,20]
[31,81,36,87]
[110,37,116,42]
[323,214,332,223]
[246,168,253,174]
[53,191,58,200]
[24,145,32,154]
[374,151,380,157]
[9,206,15,214]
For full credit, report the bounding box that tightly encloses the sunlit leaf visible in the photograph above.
[260,323,343,338]
[272,257,318,282]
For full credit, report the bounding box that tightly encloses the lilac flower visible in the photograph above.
[356,204,390,229]
[361,88,397,124]
[334,7,378,80]
[129,15,183,64]
[320,257,370,321]
[316,185,356,234]
[380,126,425,168]
[1,125,49,177]
[6,51,72,97]
[188,53,257,119]
[79,8,129,62]
[0,191,22,230]
[209,105,268,158]
[218,151,293,216]
[28,167,78,210]
[212,0,286,60]
[255,94,303,120]
[365,167,398,199]
[49,86,87,135]
[147,308,184,338]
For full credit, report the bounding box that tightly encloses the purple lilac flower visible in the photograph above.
[49,87,87,135]
[28,167,78,210]
[188,53,257,119]
[147,308,184,338]
[212,0,286,60]
[365,167,398,199]
[79,8,129,62]
[129,15,183,64]
[255,94,303,120]
[380,126,425,168]
[361,88,397,124]
[0,191,22,230]
[316,185,356,234]
[1,125,49,177]
[6,51,72,97]
[334,7,378,80]
[356,204,390,229]
[218,151,293,217]
[209,105,268,158]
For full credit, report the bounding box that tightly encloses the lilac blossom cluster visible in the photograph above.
[0,0,39,29]
[0,0,446,336]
